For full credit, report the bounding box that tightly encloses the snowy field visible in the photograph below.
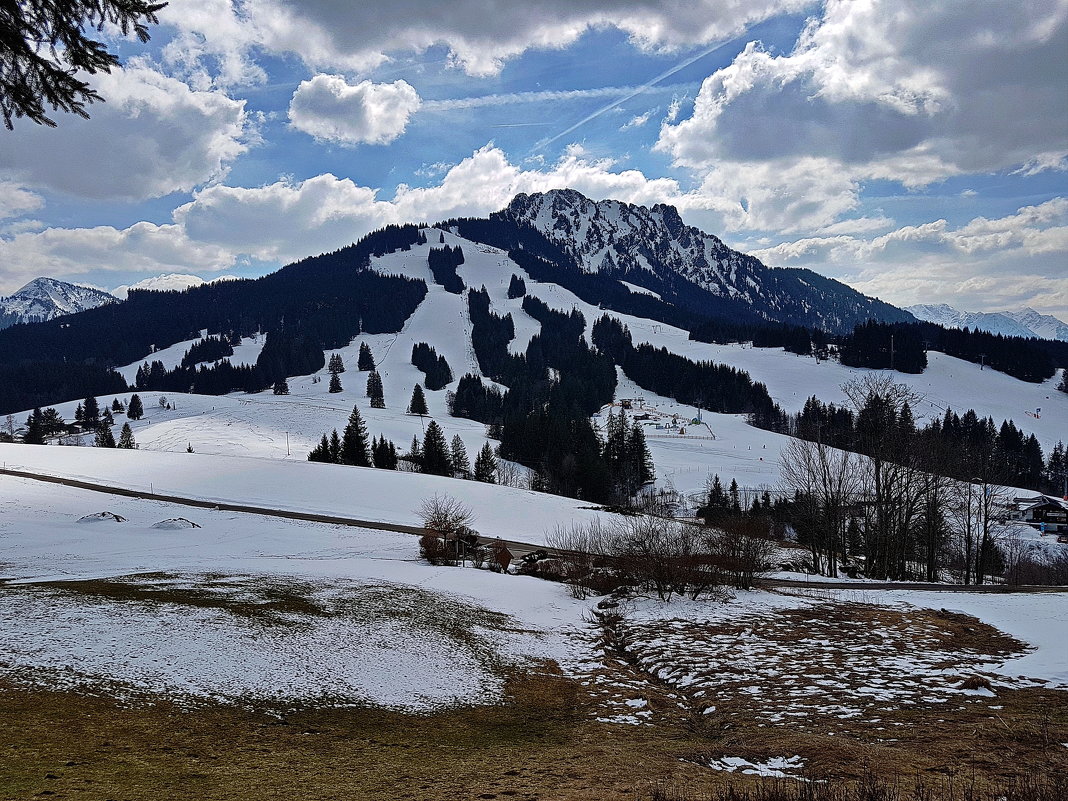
[10,226,1065,512]
[0,473,586,710]
[2,471,1065,723]
[0,443,611,546]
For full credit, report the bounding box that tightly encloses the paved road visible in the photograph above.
[3,466,1066,592]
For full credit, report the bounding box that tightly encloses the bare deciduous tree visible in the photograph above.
[778,438,863,577]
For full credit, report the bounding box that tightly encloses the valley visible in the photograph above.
[0,194,1066,800]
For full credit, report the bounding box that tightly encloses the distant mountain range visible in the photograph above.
[0,277,116,329]
[905,304,1068,342]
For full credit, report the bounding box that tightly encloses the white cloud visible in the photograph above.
[160,0,805,80]
[0,182,42,221]
[158,0,266,89]
[751,199,1068,318]
[288,76,421,145]
[656,0,1068,233]
[0,146,684,292]
[621,110,655,130]
[0,67,249,201]
[676,158,863,234]
[0,223,235,294]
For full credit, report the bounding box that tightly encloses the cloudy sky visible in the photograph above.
[2,0,1066,317]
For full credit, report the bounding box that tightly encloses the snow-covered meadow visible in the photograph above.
[0,473,588,710]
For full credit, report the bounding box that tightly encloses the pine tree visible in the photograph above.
[406,435,423,468]
[101,408,114,427]
[420,421,451,476]
[308,434,332,463]
[111,398,123,412]
[507,274,526,299]
[117,422,136,449]
[40,407,64,436]
[366,370,385,407]
[357,342,375,371]
[328,429,342,463]
[846,517,864,555]
[371,436,398,470]
[408,384,428,416]
[127,394,144,420]
[328,353,345,374]
[74,403,84,424]
[729,479,741,513]
[94,426,116,447]
[273,379,289,395]
[329,372,343,393]
[474,442,497,483]
[82,396,100,428]
[340,405,371,466]
[450,435,471,478]
[703,474,730,523]
[1,0,165,130]
[630,420,654,485]
[23,408,45,444]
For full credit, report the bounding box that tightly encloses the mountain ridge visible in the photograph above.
[0,277,116,330]
[906,303,1068,342]
[505,189,914,333]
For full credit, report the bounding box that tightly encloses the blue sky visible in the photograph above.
[1,0,1065,318]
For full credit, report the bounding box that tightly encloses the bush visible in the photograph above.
[546,516,751,600]
[419,534,449,566]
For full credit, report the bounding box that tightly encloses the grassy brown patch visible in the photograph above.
[25,573,330,621]
[0,670,717,801]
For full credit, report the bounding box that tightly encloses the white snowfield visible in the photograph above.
[0,443,609,546]
[1,471,1065,717]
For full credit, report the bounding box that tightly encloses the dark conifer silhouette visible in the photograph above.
[117,422,136,449]
[474,442,497,483]
[127,394,144,420]
[357,342,375,371]
[420,421,451,476]
[408,384,428,416]
[340,405,371,467]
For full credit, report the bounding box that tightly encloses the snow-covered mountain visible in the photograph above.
[505,189,913,332]
[906,304,1068,342]
[112,273,240,299]
[1004,308,1068,342]
[0,277,116,329]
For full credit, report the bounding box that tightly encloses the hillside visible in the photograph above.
[6,223,1064,523]
[2,214,1067,800]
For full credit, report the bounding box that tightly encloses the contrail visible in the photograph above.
[422,84,687,112]
[527,40,730,155]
